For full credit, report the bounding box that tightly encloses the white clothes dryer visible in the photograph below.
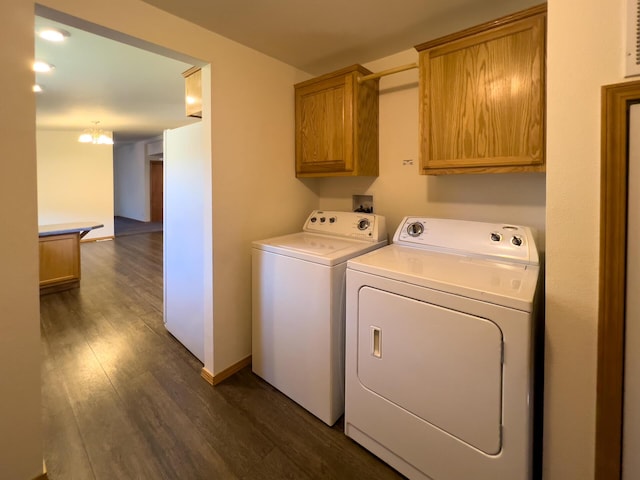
[345,217,541,480]
[252,210,387,426]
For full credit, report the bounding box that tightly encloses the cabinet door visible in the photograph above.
[39,233,80,287]
[296,76,353,175]
[419,9,545,174]
[183,67,202,118]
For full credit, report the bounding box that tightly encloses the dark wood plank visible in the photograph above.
[41,334,96,480]
[116,372,238,479]
[216,368,404,480]
[147,363,285,478]
[41,232,405,480]
[48,333,170,479]
[239,446,312,480]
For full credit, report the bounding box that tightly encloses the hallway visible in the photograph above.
[113,216,163,237]
[40,232,403,479]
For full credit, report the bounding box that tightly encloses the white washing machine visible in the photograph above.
[252,210,387,426]
[345,217,541,480]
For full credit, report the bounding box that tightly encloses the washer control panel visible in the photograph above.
[304,210,387,242]
[394,217,538,265]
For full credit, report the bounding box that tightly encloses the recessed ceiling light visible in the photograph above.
[33,61,54,73]
[33,84,43,93]
[38,28,70,42]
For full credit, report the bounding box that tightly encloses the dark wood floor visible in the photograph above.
[41,232,404,480]
[114,216,163,237]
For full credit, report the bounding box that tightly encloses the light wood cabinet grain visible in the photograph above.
[182,66,202,118]
[295,64,379,177]
[415,4,546,175]
[39,233,80,293]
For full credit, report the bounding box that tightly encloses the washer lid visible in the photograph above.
[253,232,387,266]
[348,245,539,312]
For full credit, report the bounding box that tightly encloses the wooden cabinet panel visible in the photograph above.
[298,80,349,173]
[295,64,378,177]
[182,66,202,118]
[39,233,80,292]
[416,4,546,175]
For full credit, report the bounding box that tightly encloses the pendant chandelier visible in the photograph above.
[78,121,114,145]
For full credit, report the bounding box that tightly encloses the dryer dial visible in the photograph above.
[407,222,424,237]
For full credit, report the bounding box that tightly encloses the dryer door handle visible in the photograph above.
[371,326,382,358]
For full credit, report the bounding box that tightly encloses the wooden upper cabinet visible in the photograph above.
[415,4,546,175]
[295,65,379,177]
[182,66,202,118]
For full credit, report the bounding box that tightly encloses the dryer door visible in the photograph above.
[357,286,504,454]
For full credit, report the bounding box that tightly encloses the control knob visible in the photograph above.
[357,218,370,230]
[407,222,424,237]
[490,232,502,242]
[511,235,523,247]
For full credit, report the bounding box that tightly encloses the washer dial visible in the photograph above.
[357,218,370,231]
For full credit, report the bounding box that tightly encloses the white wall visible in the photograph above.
[206,38,319,373]
[164,122,208,362]
[316,48,547,249]
[545,0,626,478]
[0,1,44,479]
[113,140,150,221]
[37,130,115,239]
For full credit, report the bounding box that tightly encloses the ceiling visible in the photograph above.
[34,15,197,144]
[35,0,539,144]
[140,0,538,75]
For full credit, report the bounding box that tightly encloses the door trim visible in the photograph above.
[596,80,640,479]
[150,160,163,223]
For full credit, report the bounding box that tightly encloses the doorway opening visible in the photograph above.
[34,5,212,372]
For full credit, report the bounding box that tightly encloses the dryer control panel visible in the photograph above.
[393,217,539,265]
[303,210,387,242]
